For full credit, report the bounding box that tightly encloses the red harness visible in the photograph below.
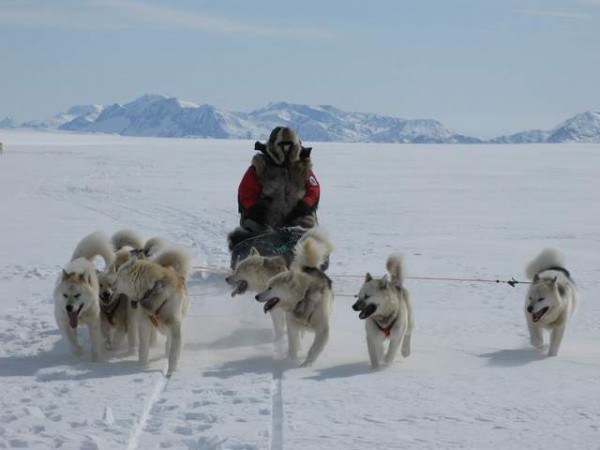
[374,316,398,338]
[149,299,168,328]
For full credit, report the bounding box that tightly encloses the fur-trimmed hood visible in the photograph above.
[254,126,313,167]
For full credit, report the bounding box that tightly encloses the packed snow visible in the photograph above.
[0,130,599,450]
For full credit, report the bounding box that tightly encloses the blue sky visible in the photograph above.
[1,0,599,137]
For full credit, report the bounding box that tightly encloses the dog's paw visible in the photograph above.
[530,338,544,348]
[300,359,314,368]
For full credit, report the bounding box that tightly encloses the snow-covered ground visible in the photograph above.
[1,130,599,450]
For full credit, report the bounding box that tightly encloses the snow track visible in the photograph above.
[127,374,168,450]
[269,362,285,450]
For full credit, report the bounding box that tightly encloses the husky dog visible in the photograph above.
[226,248,289,339]
[54,231,115,361]
[255,234,334,366]
[524,248,577,356]
[97,229,145,352]
[352,254,414,369]
[114,247,192,377]
[226,227,333,340]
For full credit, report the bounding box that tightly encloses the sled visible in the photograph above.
[230,227,306,269]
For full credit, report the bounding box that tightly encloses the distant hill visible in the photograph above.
[491,111,600,144]
[4,94,479,144]
[5,96,600,144]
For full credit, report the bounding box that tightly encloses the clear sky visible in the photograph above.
[1,0,599,137]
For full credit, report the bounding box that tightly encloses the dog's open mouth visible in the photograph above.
[263,298,280,314]
[532,307,549,323]
[67,304,84,329]
[231,280,248,297]
[359,304,377,319]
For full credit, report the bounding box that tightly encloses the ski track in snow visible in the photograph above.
[1,131,600,449]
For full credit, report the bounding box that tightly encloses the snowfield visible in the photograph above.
[0,130,599,450]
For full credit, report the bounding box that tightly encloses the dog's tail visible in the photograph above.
[299,227,334,256]
[294,234,330,270]
[525,248,565,280]
[111,229,144,251]
[386,253,405,285]
[70,231,114,267]
[154,247,193,279]
[143,237,168,257]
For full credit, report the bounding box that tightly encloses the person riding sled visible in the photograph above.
[227,126,321,266]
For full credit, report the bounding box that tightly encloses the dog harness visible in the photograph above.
[373,315,398,338]
[101,297,121,326]
[149,299,168,328]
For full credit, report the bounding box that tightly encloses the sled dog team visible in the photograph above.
[54,228,578,376]
[54,230,191,377]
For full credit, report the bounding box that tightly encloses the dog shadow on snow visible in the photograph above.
[0,336,163,381]
[478,348,548,368]
[203,357,373,380]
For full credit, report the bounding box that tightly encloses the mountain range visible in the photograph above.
[1,94,599,144]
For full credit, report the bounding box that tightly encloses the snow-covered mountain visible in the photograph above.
[21,104,104,130]
[492,111,600,143]
[15,94,479,143]
[0,116,17,128]
[12,96,600,143]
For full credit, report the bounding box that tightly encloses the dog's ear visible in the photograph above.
[379,274,390,290]
[533,274,540,283]
[551,276,557,284]
[77,272,92,285]
[365,272,373,282]
[62,269,70,280]
[249,247,261,257]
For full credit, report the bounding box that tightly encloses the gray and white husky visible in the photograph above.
[97,229,145,352]
[352,254,414,369]
[524,248,577,356]
[54,231,114,361]
[255,232,334,366]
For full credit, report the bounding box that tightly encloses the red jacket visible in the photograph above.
[238,166,320,224]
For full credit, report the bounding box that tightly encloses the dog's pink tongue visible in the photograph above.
[68,311,79,329]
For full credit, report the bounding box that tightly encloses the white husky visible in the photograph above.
[114,247,192,377]
[54,231,114,361]
[225,248,289,339]
[524,248,577,356]
[352,254,414,369]
[255,232,334,366]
